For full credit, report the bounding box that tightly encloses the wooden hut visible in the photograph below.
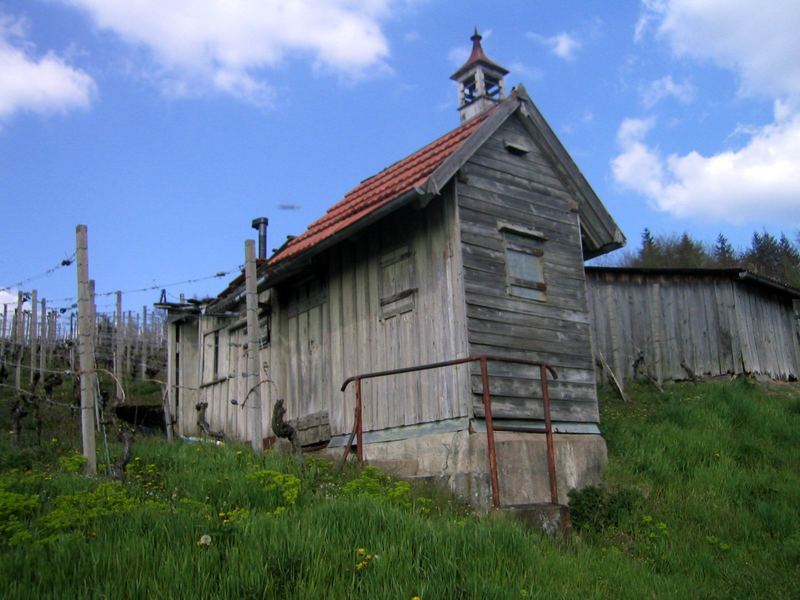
[160,32,625,508]
[586,266,800,384]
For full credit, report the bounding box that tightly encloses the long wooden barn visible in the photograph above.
[159,33,625,508]
[586,267,800,384]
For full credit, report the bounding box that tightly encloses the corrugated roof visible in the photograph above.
[268,109,493,267]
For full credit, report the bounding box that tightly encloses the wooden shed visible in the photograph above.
[161,33,625,508]
[586,267,800,384]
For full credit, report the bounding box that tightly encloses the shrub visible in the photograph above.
[568,485,642,532]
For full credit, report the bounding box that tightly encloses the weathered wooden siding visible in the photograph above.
[190,190,471,441]
[273,190,471,436]
[176,320,199,434]
[457,113,599,423]
[586,270,800,382]
[178,305,276,440]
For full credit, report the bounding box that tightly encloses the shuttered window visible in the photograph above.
[502,227,547,302]
[379,244,416,318]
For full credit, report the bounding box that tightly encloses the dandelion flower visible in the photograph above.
[356,548,367,557]
[197,534,212,547]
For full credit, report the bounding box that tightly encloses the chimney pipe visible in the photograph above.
[251,217,268,260]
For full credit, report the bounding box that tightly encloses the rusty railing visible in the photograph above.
[340,355,559,509]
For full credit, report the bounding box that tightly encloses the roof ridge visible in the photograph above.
[268,105,496,267]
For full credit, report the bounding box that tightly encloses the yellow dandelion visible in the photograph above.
[356,548,366,557]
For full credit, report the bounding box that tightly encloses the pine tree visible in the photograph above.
[674,232,707,267]
[777,233,800,287]
[744,231,783,280]
[638,228,658,267]
[713,233,737,267]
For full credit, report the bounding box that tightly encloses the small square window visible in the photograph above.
[502,228,547,302]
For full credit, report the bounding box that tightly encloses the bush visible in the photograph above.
[568,485,642,532]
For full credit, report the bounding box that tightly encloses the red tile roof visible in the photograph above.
[269,109,492,267]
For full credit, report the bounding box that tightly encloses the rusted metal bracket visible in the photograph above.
[340,355,559,509]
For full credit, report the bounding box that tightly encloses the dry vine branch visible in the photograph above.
[632,350,664,392]
[595,352,630,404]
[195,402,224,440]
[680,360,699,382]
[95,368,135,480]
[271,399,302,459]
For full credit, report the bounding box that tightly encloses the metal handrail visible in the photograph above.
[340,355,559,509]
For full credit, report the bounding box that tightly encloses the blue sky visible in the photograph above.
[1,0,799,312]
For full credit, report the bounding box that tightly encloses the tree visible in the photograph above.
[638,228,659,268]
[743,231,782,279]
[713,233,737,267]
[674,233,708,267]
[777,233,800,287]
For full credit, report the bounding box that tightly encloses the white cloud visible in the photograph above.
[0,14,95,120]
[60,0,393,105]
[527,31,582,61]
[612,108,800,225]
[507,61,543,82]
[615,1,800,226]
[643,0,800,99]
[641,75,694,107]
[447,45,468,67]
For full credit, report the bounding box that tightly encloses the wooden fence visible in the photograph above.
[586,267,800,384]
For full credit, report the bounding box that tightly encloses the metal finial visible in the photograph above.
[471,27,481,42]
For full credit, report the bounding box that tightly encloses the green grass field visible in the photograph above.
[1,378,798,599]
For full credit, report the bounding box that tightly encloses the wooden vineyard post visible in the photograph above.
[125,310,132,377]
[39,298,47,375]
[76,225,97,474]
[29,289,37,384]
[140,306,148,379]
[1,303,7,361]
[14,291,23,392]
[89,280,97,354]
[115,292,123,401]
[245,239,263,452]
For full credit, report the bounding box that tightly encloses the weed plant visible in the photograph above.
[0,378,797,598]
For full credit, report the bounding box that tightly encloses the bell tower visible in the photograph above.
[450,29,509,123]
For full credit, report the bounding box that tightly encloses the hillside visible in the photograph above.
[0,379,798,599]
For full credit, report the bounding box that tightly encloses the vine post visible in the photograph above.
[76,224,97,474]
[245,239,263,452]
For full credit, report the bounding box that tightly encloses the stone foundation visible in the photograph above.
[325,428,607,509]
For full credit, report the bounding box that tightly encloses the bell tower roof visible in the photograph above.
[450,28,509,81]
[450,29,509,123]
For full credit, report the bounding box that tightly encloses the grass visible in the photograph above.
[0,376,798,599]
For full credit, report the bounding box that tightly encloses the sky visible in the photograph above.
[1,0,799,314]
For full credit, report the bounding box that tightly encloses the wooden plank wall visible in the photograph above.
[586,270,800,382]
[457,113,599,423]
[272,192,471,436]
[176,320,199,435]
[191,191,471,440]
